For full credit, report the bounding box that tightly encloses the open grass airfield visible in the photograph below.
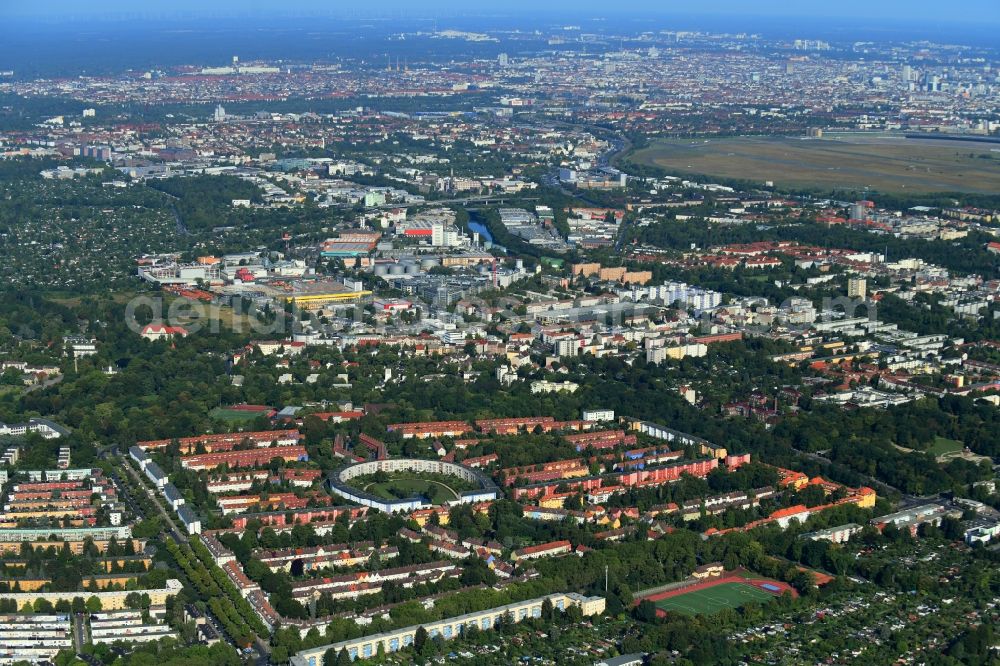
[629,134,1000,194]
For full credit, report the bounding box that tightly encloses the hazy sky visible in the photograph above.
[3,0,998,23]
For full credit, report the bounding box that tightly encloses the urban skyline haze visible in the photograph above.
[3,0,999,24]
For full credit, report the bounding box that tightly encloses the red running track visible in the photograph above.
[636,573,798,606]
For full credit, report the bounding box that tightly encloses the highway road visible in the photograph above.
[23,374,63,393]
[114,458,261,659]
[116,458,188,544]
[795,448,940,508]
[72,613,87,652]
[364,193,539,211]
[534,116,635,252]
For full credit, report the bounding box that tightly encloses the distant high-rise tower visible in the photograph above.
[213,104,226,122]
[848,278,867,300]
[498,52,509,67]
[850,202,869,221]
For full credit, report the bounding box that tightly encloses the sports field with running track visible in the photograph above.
[636,572,797,617]
[652,581,775,615]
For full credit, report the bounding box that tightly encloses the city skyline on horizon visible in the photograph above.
[3,0,999,25]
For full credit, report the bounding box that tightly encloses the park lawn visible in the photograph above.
[209,407,263,423]
[653,582,774,616]
[365,478,460,504]
[927,437,963,457]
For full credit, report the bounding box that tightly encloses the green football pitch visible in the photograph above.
[209,407,265,423]
[653,582,775,615]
